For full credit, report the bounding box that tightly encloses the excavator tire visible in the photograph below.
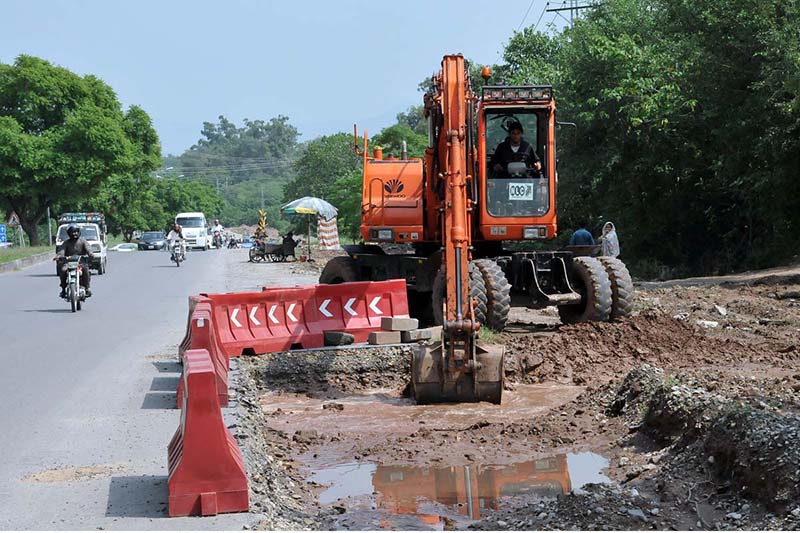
[558,256,612,324]
[473,259,511,332]
[598,256,635,320]
[319,256,361,284]
[431,263,487,327]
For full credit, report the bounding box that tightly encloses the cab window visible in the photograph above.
[484,109,549,218]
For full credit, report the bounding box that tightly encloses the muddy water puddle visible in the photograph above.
[259,383,584,436]
[310,452,609,530]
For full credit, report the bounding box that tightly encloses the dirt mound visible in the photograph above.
[250,345,412,396]
[504,312,797,386]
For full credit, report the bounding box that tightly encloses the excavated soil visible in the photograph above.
[233,278,800,530]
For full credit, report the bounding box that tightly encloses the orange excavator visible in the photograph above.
[320,54,633,404]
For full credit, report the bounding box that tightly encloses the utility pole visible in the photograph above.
[545,1,598,26]
[215,176,220,195]
[260,186,265,209]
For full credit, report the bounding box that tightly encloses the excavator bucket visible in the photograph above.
[411,341,504,404]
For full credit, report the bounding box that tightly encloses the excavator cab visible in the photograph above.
[477,87,557,242]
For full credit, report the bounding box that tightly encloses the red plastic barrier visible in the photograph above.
[178,295,209,356]
[168,349,248,517]
[202,279,409,356]
[176,303,229,408]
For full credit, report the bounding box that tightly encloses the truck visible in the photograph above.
[55,212,108,275]
[319,55,634,404]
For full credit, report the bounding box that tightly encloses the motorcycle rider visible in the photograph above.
[211,218,224,247]
[166,222,186,258]
[55,225,94,298]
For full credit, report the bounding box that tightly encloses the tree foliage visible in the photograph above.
[371,123,428,158]
[0,55,160,244]
[501,0,800,277]
[175,115,299,227]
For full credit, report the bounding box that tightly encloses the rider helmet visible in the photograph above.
[66,225,81,238]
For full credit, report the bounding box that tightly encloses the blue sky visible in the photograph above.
[1,0,564,155]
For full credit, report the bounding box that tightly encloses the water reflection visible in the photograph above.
[311,452,609,528]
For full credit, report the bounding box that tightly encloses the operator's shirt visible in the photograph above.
[489,139,540,175]
[57,237,94,258]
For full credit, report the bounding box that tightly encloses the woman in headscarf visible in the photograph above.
[600,221,620,257]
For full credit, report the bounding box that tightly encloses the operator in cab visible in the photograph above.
[55,225,94,298]
[490,121,542,177]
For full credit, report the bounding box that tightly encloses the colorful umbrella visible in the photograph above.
[280,196,339,259]
[280,197,338,220]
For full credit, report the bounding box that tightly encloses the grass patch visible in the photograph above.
[478,327,502,344]
[0,245,53,266]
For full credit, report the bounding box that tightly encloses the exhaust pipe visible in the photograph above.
[401,140,408,160]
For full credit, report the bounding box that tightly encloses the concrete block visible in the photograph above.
[401,329,433,343]
[368,330,402,345]
[380,316,419,332]
[425,326,443,343]
[324,331,356,346]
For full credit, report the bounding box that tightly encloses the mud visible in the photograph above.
[233,278,800,530]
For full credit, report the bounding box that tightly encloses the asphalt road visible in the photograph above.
[0,247,315,529]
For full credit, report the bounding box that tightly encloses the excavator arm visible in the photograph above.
[411,55,504,404]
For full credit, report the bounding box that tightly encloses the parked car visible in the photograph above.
[110,243,137,252]
[241,237,255,248]
[138,231,166,251]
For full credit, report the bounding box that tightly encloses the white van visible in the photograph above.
[175,212,210,250]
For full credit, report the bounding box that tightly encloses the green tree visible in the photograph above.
[371,124,428,158]
[0,55,158,244]
[395,105,427,135]
[499,0,800,277]
[176,115,299,226]
[153,177,224,231]
[285,133,361,198]
[283,133,363,237]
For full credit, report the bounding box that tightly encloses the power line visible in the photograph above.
[533,2,550,31]
[516,0,537,31]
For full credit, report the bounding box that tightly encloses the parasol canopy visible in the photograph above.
[280,196,338,221]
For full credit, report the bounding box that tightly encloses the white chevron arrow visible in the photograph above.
[287,303,298,322]
[319,299,333,318]
[249,307,261,326]
[344,298,358,316]
[369,296,383,315]
[268,305,279,324]
[230,308,242,328]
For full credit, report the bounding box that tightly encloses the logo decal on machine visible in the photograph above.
[384,179,405,195]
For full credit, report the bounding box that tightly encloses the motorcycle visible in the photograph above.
[213,230,223,249]
[60,255,90,312]
[170,240,185,267]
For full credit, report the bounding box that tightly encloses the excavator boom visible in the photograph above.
[410,55,504,404]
